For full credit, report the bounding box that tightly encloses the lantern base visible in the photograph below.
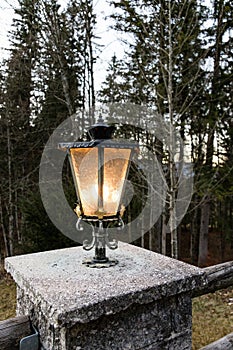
[82,257,118,268]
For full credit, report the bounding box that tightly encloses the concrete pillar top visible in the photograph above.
[5,242,206,328]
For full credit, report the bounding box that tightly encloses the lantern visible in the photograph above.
[59,116,138,267]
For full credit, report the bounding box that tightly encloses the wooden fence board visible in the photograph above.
[199,332,233,350]
[193,261,233,298]
[0,315,31,350]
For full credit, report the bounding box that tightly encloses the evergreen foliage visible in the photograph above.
[0,0,96,256]
[99,0,233,264]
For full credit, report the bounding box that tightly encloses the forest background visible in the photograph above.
[0,0,232,268]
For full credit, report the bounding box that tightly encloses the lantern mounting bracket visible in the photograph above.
[78,220,119,268]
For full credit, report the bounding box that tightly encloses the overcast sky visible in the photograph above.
[92,0,126,90]
[0,0,125,91]
[0,0,15,58]
[0,0,214,91]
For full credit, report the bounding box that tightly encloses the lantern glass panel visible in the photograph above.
[103,148,131,216]
[70,146,131,218]
[70,148,98,216]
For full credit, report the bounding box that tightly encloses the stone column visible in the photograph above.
[5,242,206,350]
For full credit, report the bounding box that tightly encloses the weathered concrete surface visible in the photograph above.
[5,242,206,350]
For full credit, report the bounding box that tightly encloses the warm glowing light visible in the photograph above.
[70,146,131,218]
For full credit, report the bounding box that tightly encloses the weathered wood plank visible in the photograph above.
[199,332,233,350]
[0,315,31,350]
[192,261,233,298]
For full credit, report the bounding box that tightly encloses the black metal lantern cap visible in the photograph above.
[88,115,115,140]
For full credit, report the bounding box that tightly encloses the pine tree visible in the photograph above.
[0,0,98,256]
[101,0,208,259]
[0,0,41,256]
[198,0,233,266]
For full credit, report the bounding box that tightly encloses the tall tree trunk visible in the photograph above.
[190,198,199,265]
[162,213,167,255]
[15,191,21,244]
[198,196,210,267]
[141,186,145,248]
[198,0,223,266]
[7,117,14,256]
[0,195,10,257]
[168,0,178,259]
[149,169,160,252]
[44,4,75,116]
[220,200,226,262]
[84,0,95,121]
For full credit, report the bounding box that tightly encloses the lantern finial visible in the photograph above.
[88,115,115,140]
[97,113,104,124]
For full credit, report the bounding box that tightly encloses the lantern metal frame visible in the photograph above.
[59,117,138,267]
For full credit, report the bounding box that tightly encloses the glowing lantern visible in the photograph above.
[59,116,138,267]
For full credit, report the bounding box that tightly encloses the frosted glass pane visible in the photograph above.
[70,147,131,218]
[103,148,131,216]
[70,148,98,216]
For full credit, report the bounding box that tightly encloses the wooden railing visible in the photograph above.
[0,315,33,350]
[1,261,233,350]
[192,260,233,297]
[199,332,233,350]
